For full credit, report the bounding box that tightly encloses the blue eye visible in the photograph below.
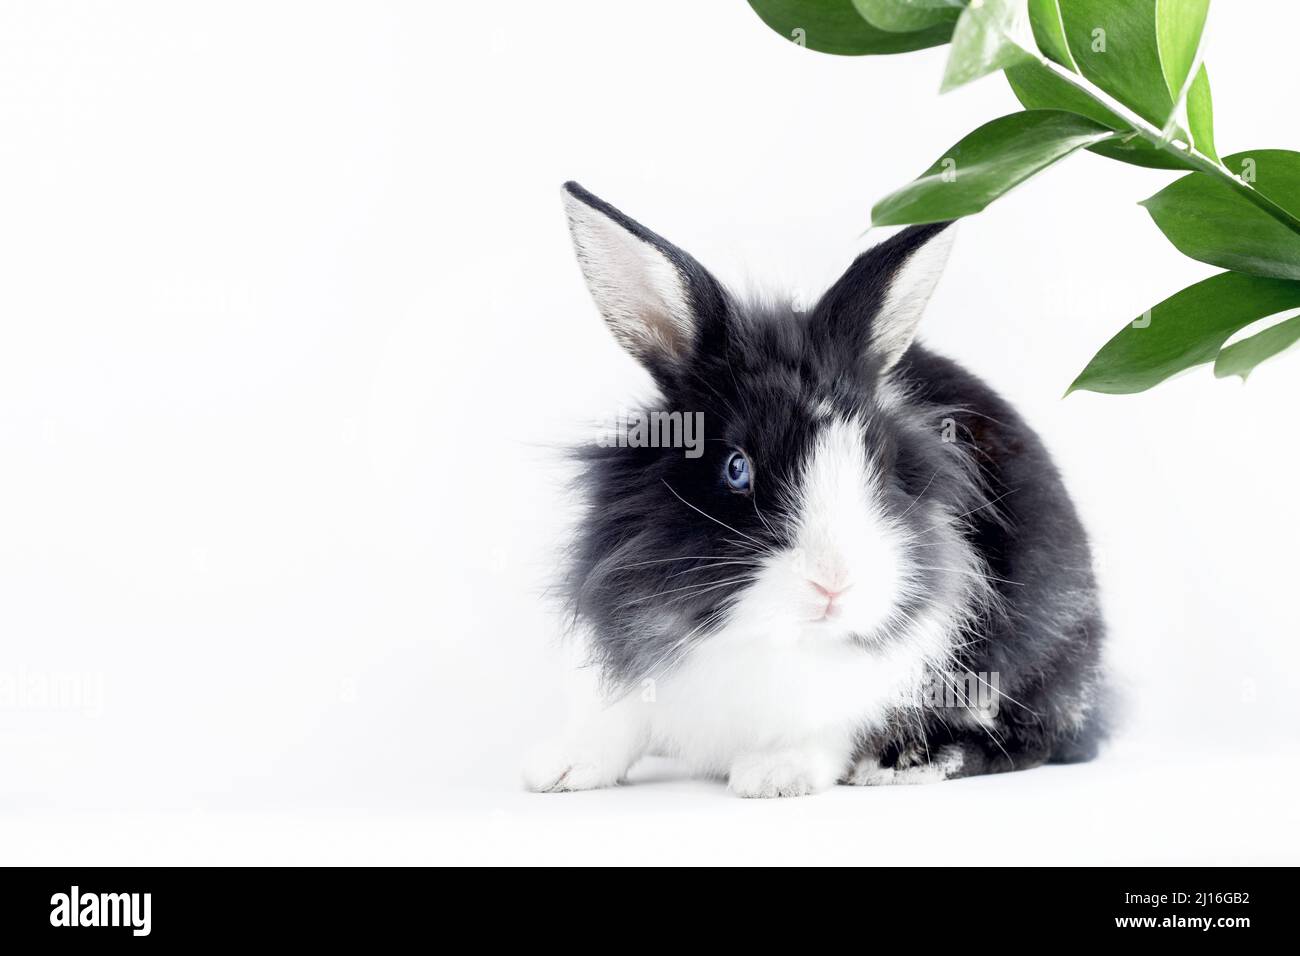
[724,451,752,494]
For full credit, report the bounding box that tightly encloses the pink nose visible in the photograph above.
[808,580,850,602]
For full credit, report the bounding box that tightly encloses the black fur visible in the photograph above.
[868,346,1109,774]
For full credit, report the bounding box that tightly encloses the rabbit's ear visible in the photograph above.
[813,222,955,373]
[562,182,727,375]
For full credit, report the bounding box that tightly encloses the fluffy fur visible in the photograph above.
[525,182,1107,798]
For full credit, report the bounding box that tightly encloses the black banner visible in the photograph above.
[0,866,1284,943]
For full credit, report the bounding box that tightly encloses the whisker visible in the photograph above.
[662,480,764,549]
[928,669,1012,764]
[608,555,753,572]
[664,560,760,580]
[896,468,940,522]
[909,487,1021,542]
[969,671,1041,719]
[613,574,757,611]
[912,565,1025,588]
[640,605,731,681]
[950,487,1019,523]
[723,537,768,555]
[751,496,778,539]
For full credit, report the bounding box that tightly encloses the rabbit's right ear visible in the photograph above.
[562,182,727,377]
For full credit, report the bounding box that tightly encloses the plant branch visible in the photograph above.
[1032,55,1300,236]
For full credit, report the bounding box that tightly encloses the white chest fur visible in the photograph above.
[645,620,943,775]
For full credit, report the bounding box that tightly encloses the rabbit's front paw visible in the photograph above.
[843,745,964,786]
[522,740,625,793]
[727,749,840,798]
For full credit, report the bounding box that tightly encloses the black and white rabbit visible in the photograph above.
[525,182,1107,798]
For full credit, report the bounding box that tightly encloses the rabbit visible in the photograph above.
[524,181,1108,798]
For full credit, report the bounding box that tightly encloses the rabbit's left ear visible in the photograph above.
[562,182,727,377]
[813,222,955,373]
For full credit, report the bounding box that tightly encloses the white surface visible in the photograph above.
[1,1,1298,864]
[6,747,1297,866]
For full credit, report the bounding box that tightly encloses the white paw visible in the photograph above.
[521,740,625,793]
[728,750,839,799]
[843,746,963,787]
[842,758,896,786]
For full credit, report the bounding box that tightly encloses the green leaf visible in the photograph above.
[1155,0,1210,102]
[1214,313,1300,381]
[1007,0,1217,167]
[941,0,1037,93]
[1223,150,1300,212]
[1069,272,1300,395]
[1027,0,1076,69]
[1058,0,1175,127]
[1185,64,1217,161]
[1005,60,1196,170]
[872,110,1114,226]
[1155,0,1217,160]
[1086,136,1191,170]
[1140,150,1300,281]
[1085,138,1190,170]
[1004,60,1124,129]
[746,0,955,55]
[852,0,960,34]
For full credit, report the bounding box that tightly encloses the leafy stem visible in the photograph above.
[1034,54,1300,235]
[745,0,1300,390]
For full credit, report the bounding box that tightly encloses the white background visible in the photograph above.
[1,1,1297,864]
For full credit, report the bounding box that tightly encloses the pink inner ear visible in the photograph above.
[564,191,697,367]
